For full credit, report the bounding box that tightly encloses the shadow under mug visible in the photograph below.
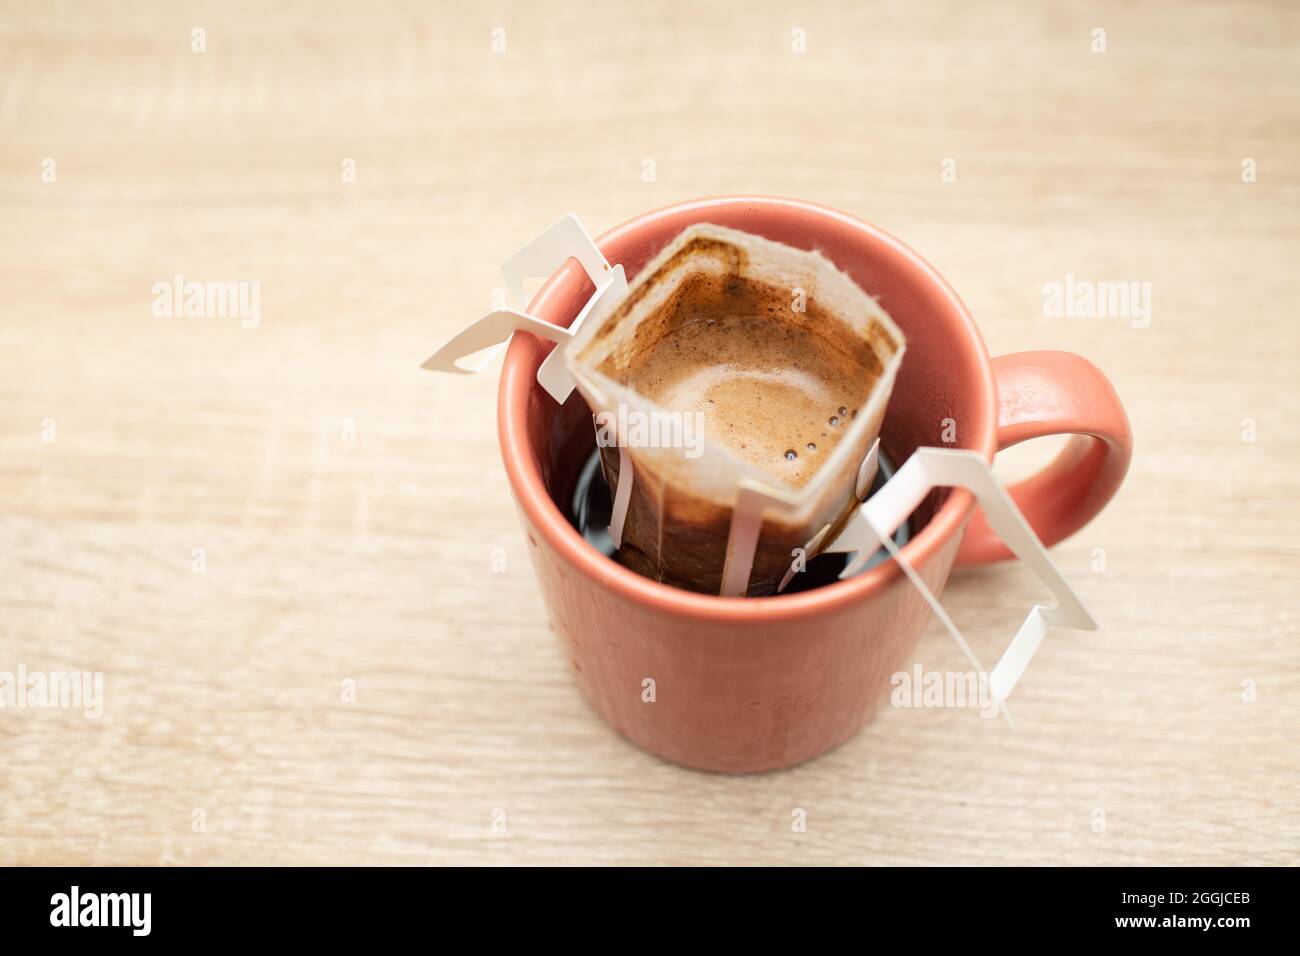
[498,196,1132,773]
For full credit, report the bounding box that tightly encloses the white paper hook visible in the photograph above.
[420,214,627,403]
[420,309,571,374]
[719,480,775,597]
[501,213,613,306]
[797,447,1097,704]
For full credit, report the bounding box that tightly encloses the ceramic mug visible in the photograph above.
[498,197,1132,772]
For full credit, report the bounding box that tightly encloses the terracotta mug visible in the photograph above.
[499,197,1132,772]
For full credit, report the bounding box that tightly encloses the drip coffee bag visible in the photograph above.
[566,223,906,595]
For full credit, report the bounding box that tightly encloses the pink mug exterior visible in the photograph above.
[498,197,1132,772]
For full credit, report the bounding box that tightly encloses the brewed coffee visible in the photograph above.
[565,446,908,593]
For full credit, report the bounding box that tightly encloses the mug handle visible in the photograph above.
[955,350,1133,566]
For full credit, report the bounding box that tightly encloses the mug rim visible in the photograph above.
[498,195,998,623]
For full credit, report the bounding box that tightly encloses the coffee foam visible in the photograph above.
[596,269,877,488]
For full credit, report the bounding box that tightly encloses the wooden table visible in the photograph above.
[2,0,1296,865]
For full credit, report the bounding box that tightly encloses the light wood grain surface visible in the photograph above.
[1,0,1297,866]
